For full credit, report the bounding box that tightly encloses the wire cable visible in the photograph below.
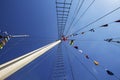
[69,0,96,33]
[61,0,67,35]
[56,0,73,38]
[65,0,85,35]
[65,43,98,80]
[62,0,73,35]
[64,43,75,80]
[72,6,120,35]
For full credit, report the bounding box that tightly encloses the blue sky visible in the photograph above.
[0,0,120,80]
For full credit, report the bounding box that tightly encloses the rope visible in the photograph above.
[66,43,98,80]
[66,19,120,38]
[70,0,96,33]
[72,6,120,34]
[56,0,73,38]
[64,0,81,35]
[68,42,120,80]
[63,0,73,35]
[65,0,85,35]
[64,43,75,80]
[61,0,66,35]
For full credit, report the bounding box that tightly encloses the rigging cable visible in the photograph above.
[65,43,98,80]
[56,0,73,38]
[71,5,120,35]
[61,0,67,36]
[62,0,73,35]
[68,0,96,35]
[65,0,85,35]
[66,19,120,38]
[68,41,120,80]
[64,0,81,35]
[64,43,75,80]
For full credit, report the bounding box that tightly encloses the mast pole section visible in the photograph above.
[10,35,29,38]
[0,40,61,80]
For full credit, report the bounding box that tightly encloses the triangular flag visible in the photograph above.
[81,32,85,34]
[78,50,83,53]
[105,69,114,75]
[100,24,108,27]
[85,54,89,59]
[116,41,120,43]
[89,29,95,32]
[73,34,78,36]
[1,40,6,46]
[94,60,99,65]
[74,46,78,49]
[115,20,120,22]
[70,40,74,45]
[0,42,4,49]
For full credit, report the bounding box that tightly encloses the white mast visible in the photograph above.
[0,40,61,80]
[10,35,29,38]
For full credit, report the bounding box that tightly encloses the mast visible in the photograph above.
[10,35,29,38]
[0,40,61,80]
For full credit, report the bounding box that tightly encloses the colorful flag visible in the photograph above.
[85,54,89,59]
[94,60,99,65]
[0,42,4,49]
[70,40,74,45]
[78,50,83,53]
[115,20,120,22]
[74,46,78,49]
[105,69,114,75]
[100,24,108,27]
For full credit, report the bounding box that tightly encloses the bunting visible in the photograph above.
[69,44,120,79]
[69,40,74,45]
[85,54,89,59]
[74,46,78,49]
[100,24,108,27]
[67,19,120,38]
[105,69,114,75]
[93,60,99,65]
[0,36,10,49]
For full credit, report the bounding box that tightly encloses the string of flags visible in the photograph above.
[69,40,74,45]
[65,35,120,79]
[0,31,29,49]
[60,18,120,79]
[67,19,120,38]
[68,41,120,80]
[0,36,10,49]
[104,38,120,44]
[61,35,120,45]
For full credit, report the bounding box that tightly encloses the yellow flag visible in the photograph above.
[94,60,99,65]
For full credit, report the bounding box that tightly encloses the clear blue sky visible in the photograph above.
[0,0,120,80]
